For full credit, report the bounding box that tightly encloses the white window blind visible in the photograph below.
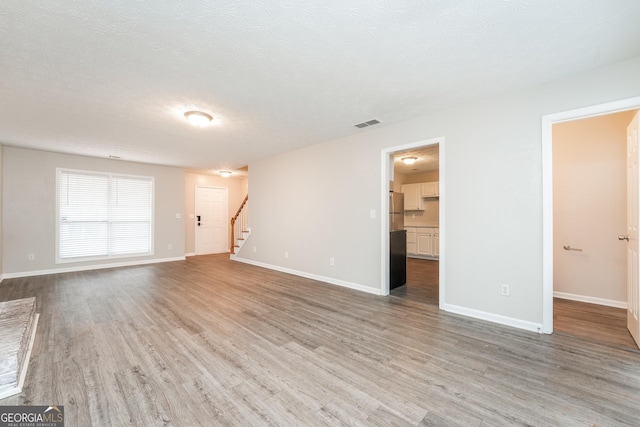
[57,169,153,262]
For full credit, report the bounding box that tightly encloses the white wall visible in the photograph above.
[184,172,248,254]
[0,146,3,279]
[2,147,185,276]
[240,138,382,289]
[404,200,439,227]
[236,55,640,328]
[553,110,637,305]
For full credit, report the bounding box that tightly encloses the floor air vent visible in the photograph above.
[354,119,381,128]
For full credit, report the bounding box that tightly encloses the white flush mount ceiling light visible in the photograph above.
[401,156,418,165]
[184,110,213,127]
[219,170,232,178]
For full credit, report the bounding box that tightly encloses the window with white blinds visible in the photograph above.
[57,168,154,262]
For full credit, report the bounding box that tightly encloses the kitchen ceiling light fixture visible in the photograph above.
[184,110,213,127]
[401,156,418,165]
[219,170,232,178]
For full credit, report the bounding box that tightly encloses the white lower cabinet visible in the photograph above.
[433,229,439,257]
[416,231,432,256]
[406,227,416,255]
[405,226,439,259]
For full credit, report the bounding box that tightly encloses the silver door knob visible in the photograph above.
[618,235,630,241]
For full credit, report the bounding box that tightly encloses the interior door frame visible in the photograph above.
[541,96,640,334]
[194,185,229,255]
[380,136,445,309]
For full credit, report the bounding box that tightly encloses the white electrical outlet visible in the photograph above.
[253,246,257,252]
[370,209,376,219]
[285,251,289,258]
[27,253,35,261]
[167,244,172,250]
[329,258,335,266]
[501,284,510,296]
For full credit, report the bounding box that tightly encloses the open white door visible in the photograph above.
[626,111,640,348]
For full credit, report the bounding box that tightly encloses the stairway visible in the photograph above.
[230,195,249,256]
[231,228,251,257]
[0,297,39,399]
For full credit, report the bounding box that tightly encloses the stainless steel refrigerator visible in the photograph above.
[389,191,406,289]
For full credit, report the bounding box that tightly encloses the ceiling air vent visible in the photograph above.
[354,119,381,129]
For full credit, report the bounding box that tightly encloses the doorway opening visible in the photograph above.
[391,145,440,305]
[381,137,445,309]
[542,96,640,350]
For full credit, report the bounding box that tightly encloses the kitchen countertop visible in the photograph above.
[405,224,439,228]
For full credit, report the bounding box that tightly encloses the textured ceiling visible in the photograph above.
[1,1,640,172]
[395,145,439,175]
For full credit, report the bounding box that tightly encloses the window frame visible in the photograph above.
[55,167,155,264]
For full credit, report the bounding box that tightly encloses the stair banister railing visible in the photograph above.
[230,195,248,254]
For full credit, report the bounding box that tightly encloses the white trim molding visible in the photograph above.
[443,303,543,334]
[2,257,186,279]
[553,292,627,309]
[232,257,382,296]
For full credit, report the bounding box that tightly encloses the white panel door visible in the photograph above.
[195,186,228,255]
[627,112,640,348]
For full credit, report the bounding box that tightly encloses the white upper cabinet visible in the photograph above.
[401,183,424,211]
[420,181,439,197]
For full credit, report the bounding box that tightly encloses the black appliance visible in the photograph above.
[389,192,407,289]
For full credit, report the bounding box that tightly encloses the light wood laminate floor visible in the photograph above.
[553,298,638,350]
[1,254,640,426]
[392,258,638,351]
[390,258,439,305]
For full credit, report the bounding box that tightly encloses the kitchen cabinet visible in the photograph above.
[406,227,416,255]
[420,181,439,197]
[400,183,424,211]
[405,226,439,259]
[401,182,438,210]
[433,229,439,257]
[416,228,434,257]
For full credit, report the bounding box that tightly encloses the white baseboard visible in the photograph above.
[553,291,627,309]
[2,257,186,279]
[442,303,543,334]
[185,252,197,257]
[232,257,382,296]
